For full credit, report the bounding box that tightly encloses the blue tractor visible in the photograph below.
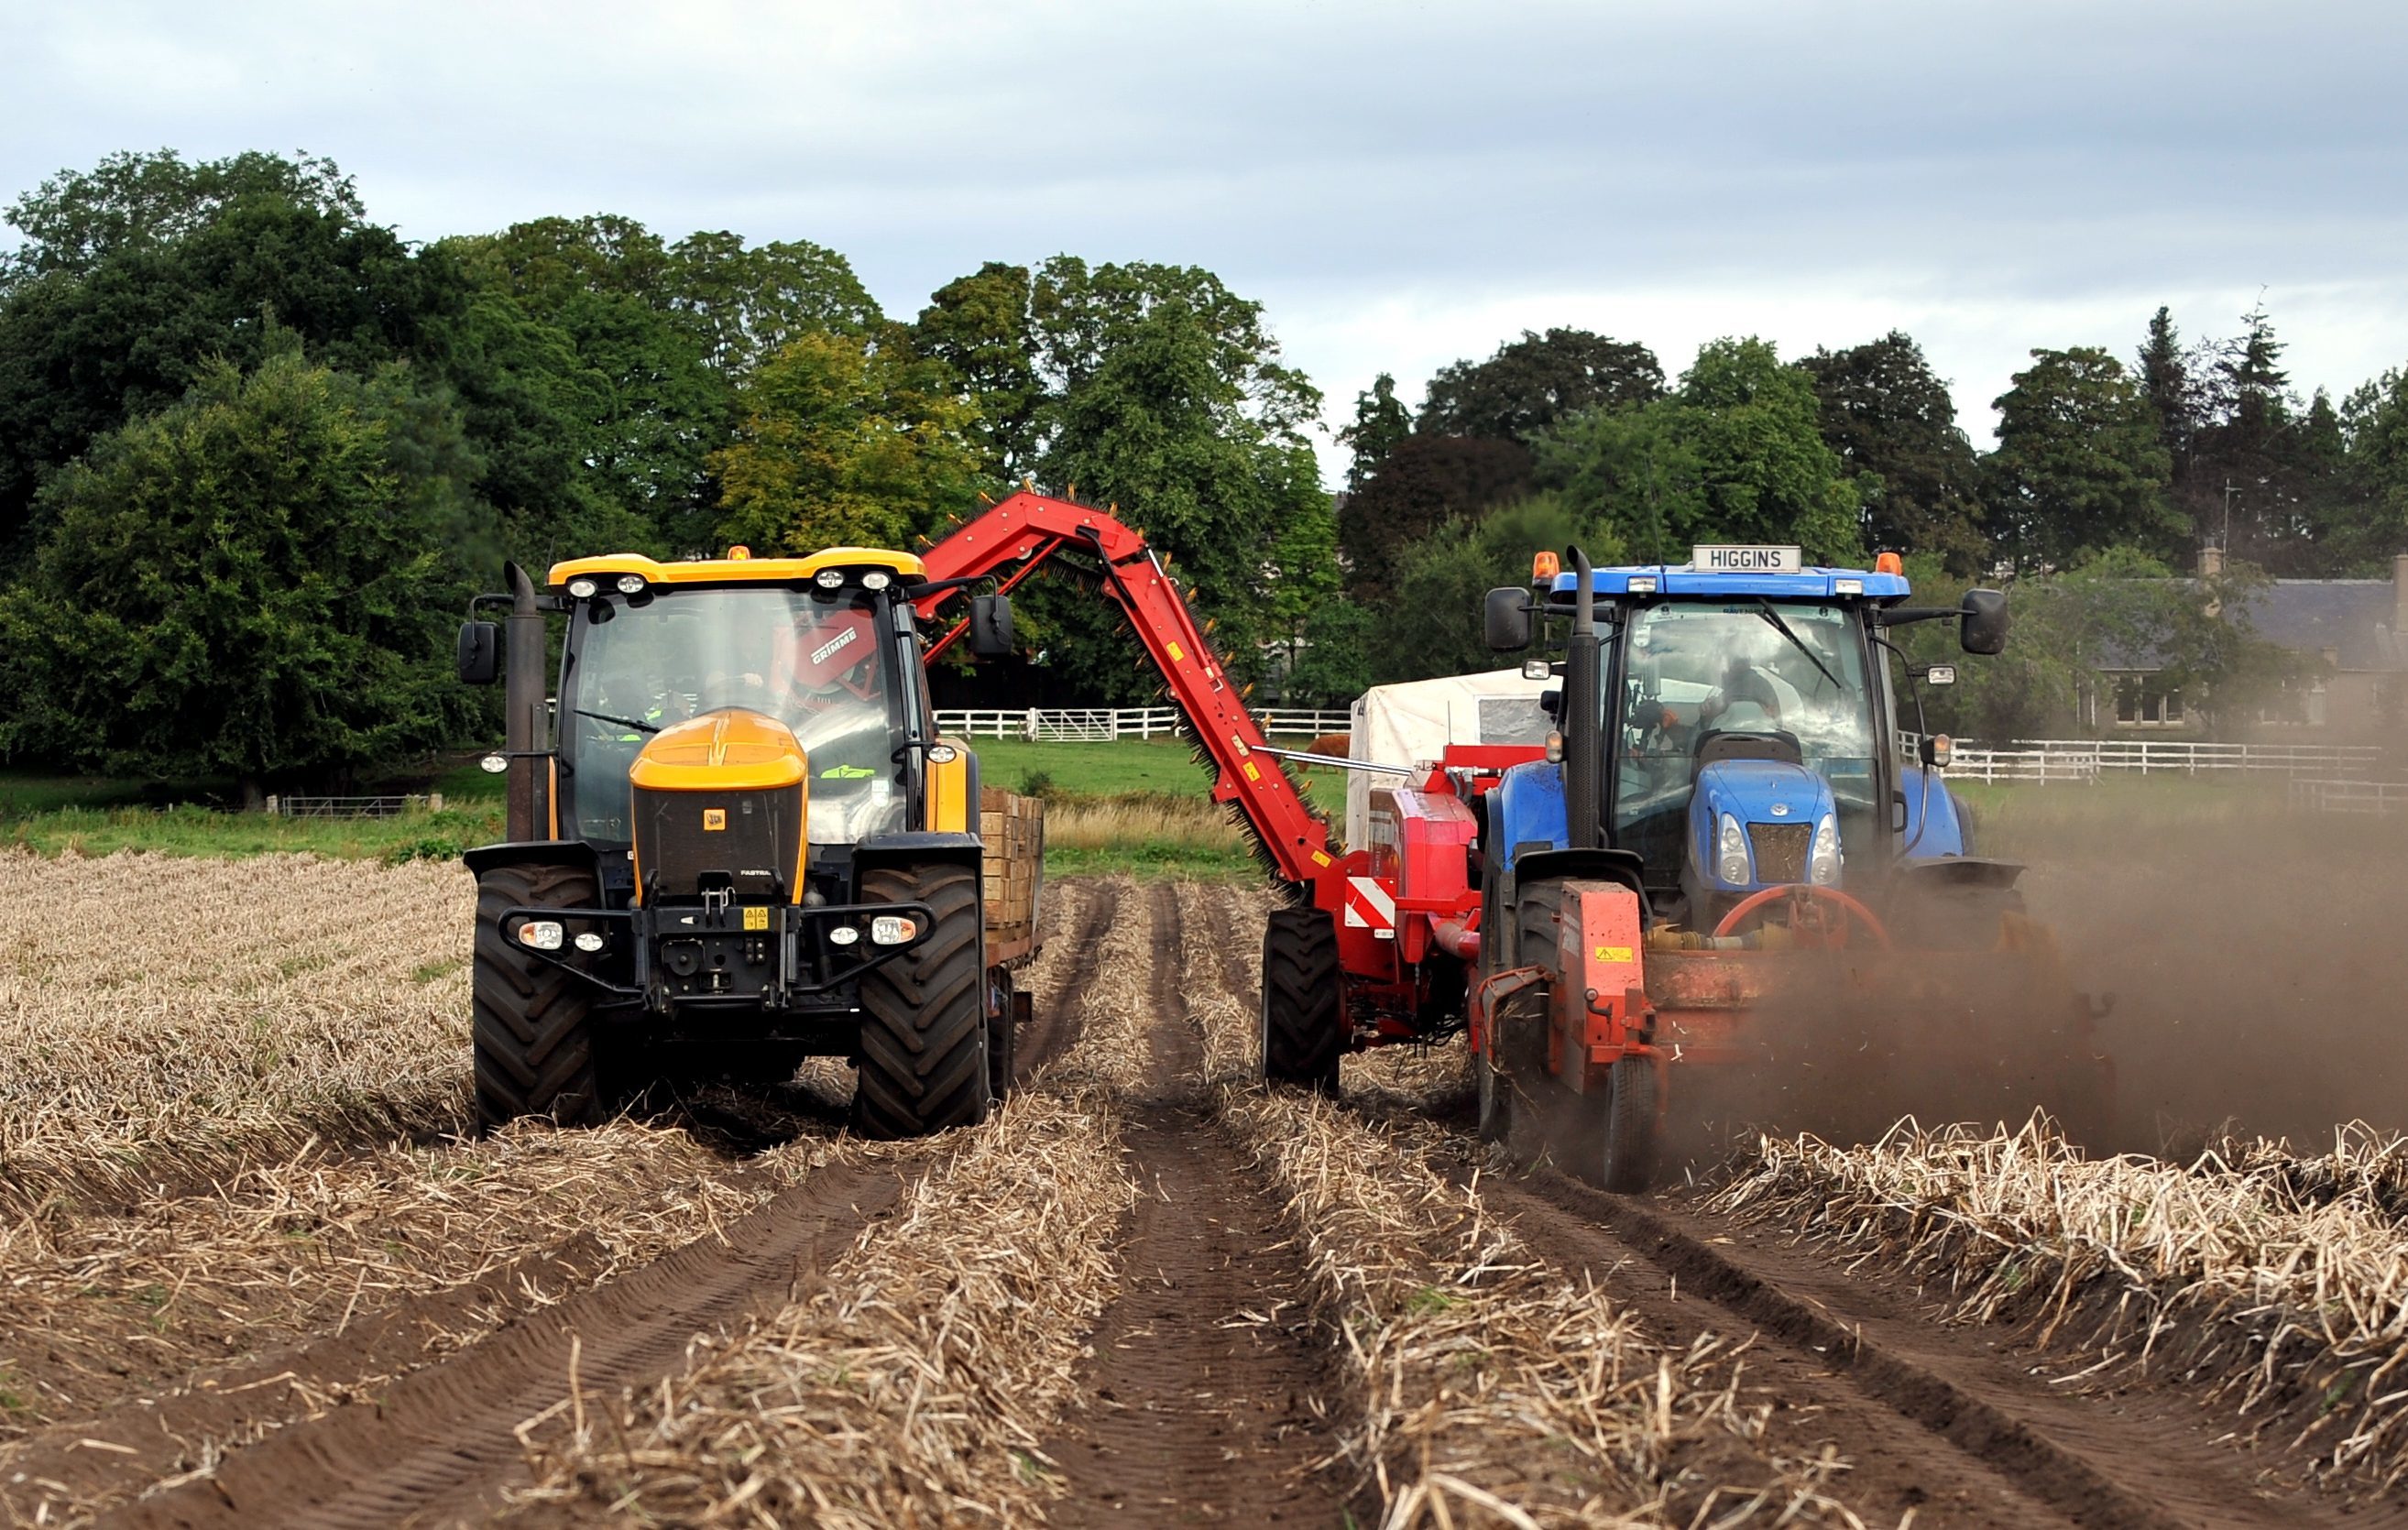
[1467,545,2108,1189]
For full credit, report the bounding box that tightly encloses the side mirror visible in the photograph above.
[1958,588,2008,655]
[1484,586,1532,651]
[457,620,499,684]
[968,593,1014,659]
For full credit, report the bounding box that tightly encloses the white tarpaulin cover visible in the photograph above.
[1344,668,1553,849]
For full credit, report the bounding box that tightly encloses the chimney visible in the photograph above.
[2199,544,2226,580]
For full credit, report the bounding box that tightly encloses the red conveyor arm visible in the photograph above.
[916,490,1333,886]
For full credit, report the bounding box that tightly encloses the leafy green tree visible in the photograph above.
[1371,495,1625,683]
[1337,372,1412,490]
[1537,337,1860,563]
[667,230,881,376]
[2337,367,2408,568]
[913,261,1042,475]
[1418,329,1662,441]
[1983,347,2177,574]
[1796,331,1987,573]
[1339,435,1534,596]
[0,348,473,803]
[1026,257,1333,694]
[1901,550,2303,740]
[440,217,736,552]
[0,165,451,552]
[711,328,984,554]
[1,148,364,284]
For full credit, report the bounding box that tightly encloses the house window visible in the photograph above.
[2259,676,2328,727]
[2108,672,2184,727]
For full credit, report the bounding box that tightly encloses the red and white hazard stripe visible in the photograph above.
[1341,876,1396,937]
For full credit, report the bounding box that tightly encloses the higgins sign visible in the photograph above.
[1691,544,1804,574]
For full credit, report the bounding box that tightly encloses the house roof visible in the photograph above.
[2238,580,2404,671]
[2104,578,2407,672]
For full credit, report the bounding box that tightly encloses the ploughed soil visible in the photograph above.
[12,859,2408,1526]
[1041,882,1352,1527]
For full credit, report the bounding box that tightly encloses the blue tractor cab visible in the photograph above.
[1483,545,2007,934]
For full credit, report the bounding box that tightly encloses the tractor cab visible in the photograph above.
[1485,544,2007,934]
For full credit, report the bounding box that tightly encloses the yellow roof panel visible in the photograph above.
[548,547,925,589]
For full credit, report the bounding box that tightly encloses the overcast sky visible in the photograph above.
[5,0,2403,483]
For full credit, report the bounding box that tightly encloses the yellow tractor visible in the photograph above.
[454,546,1040,1137]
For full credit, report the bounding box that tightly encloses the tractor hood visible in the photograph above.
[1686,759,1840,893]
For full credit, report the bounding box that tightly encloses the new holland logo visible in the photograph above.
[809,627,859,666]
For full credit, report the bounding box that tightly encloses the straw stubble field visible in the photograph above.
[2,850,2405,1526]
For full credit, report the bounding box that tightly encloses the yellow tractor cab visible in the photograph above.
[454,548,1034,1138]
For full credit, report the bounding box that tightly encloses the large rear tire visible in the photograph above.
[474,861,612,1131]
[1261,905,1344,1092]
[853,863,991,1139]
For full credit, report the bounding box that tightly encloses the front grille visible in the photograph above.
[636,783,803,902]
[1747,822,1811,884]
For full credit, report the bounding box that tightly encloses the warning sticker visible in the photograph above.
[1594,945,1633,963]
[703,808,727,831]
[743,906,769,931]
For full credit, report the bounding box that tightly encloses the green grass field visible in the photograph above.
[0,746,2347,875]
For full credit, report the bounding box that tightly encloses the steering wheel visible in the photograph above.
[1712,884,1892,951]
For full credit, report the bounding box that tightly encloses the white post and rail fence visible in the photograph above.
[271,723,2397,819]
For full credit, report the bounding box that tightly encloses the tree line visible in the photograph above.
[1,148,2403,793]
[1309,311,2408,736]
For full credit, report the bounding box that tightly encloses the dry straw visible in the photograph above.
[0,1123,793,1524]
[1169,913,1862,1527]
[502,1087,1136,1527]
[0,851,476,1217]
[1713,1116,2408,1486]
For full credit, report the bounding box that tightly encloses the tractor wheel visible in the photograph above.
[1596,1055,1660,1192]
[1261,905,1343,1093]
[474,861,615,1131]
[1515,878,1659,1192]
[986,966,1017,1105]
[853,863,991,1139]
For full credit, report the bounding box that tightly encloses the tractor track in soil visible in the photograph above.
[1040,882,1352,1527]
[1456,1152,2400,1530]
[1014,880,1122,1082]
[89,1155,923,1530]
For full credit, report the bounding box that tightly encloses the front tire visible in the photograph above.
[853,863,991,1139]
[474,861,612,1131]
[1261,905,1344,1092]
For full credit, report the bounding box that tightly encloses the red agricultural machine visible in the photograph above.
[914,495,2109,1186]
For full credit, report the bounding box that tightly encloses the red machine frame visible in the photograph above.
[914,490,1518,1045]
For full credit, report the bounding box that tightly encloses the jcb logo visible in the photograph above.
[703,808,727,831]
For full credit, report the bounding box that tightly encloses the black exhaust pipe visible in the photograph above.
[503,561,549,842]
[1560,546,1603,850]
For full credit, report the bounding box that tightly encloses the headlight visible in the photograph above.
[1716,813,1750,886]
[828,924,860,946]
[1809,814,1842,885]
[516,919,564,951]
[615,574,645,596]
[565,577,598,599]
[573,931,606,953]
[479,753,508,774]
[814,569,844,589]
[870,915,918,945]
[925,743,958,764]
[860,570,892,591]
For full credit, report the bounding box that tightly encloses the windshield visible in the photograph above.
[562,586,904,846]
[1612,601,1879,879]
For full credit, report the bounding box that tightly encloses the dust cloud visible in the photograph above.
[2013,797,2408,1152]
[1646,789,2408,1168]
